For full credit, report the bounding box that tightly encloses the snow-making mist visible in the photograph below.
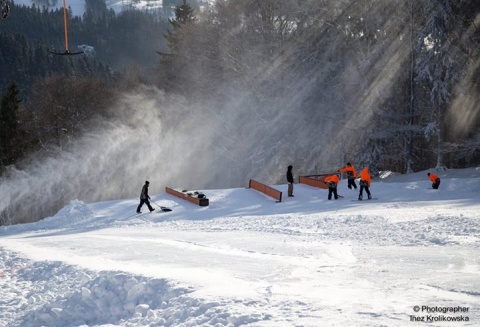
[0,63,402,225]
[1,87,220,223]
[1,1,478,225]
[0,84,309,223]
[449,58,480,137]
[0,21,421,224]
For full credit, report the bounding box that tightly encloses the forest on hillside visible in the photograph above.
[0,0,172,171]
[153,0,480,174]
[0,0,171,89]
[1,0,479,225]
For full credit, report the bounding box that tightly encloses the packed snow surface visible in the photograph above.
[1,168,479,326]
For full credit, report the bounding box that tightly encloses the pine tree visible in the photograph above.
[157,0,196,94]
[415,0,468,170]
[164,0,196,55]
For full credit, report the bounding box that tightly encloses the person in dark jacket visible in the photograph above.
[427,173,441,189]
[136,181,155,213]
[286,165,294,197]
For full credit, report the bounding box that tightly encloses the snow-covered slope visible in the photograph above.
[1,168,479,326]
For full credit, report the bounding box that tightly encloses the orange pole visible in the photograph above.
[63,0,69,52]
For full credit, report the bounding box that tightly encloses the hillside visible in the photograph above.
[0,168,479,326]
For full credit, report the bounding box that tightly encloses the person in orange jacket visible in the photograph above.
[427,172,441,189]
[338,162,357,190]
[358,167,372,200]
[323,174,340,200]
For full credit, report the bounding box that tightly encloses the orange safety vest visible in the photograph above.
[359,167,371,186]
[324,175,340,186]
[339,165,356,178]
[429,173,439,183]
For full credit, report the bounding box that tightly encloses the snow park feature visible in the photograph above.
[165,187,209,207]
[248,179,283,202]
[0,168,479,326]
[299,174,334,189]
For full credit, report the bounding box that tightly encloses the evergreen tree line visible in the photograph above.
[0,0,170,89]
[155,0,480,174]
[0,0,174,172]
[0,32,112,94]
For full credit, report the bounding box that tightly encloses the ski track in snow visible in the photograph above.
[1,168,480,326]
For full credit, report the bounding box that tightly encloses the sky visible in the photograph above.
[16,0,209,17]
[0,167,479,326]
[20,0,163,16]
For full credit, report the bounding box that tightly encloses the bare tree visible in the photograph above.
[29,75,114,152]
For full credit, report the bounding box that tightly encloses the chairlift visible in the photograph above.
[50,0,84,55]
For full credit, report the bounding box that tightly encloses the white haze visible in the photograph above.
[0,0,401,225]
[2,2,478,224]
[1,85,338,223]
[0,35,427,225]
[2,87,218,222]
